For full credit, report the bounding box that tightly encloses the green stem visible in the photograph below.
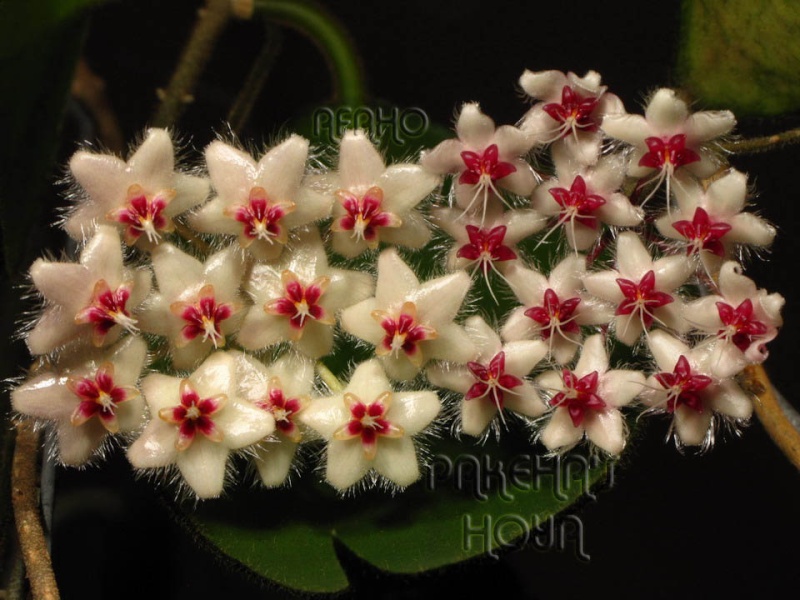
[316,362,344,393]
[253,0,366,107]
[721,126,800,154]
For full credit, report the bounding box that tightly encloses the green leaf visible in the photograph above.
[188,443,610,593]
[678,0,800,115]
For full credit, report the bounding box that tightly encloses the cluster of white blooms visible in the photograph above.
[11,71,784,499]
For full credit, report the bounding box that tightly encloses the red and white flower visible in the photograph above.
[427,316,547,437]
[340,249,476,380]
[501,254,613,364]
[190,136,332,261]
[642,330,753,448]
[65,128,209,246]
[537,334,644,455]
[11,336,147,465]
[137,244,245,369]
[127,351,274,499]
[421,103,537,216]
[26,226,151,355]
[518,69,624,165]
[299,359,439,491]
[237,228,374,358]
[583,232,693,346]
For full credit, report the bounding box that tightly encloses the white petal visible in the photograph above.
[727,213,776,247]
[338,131,385,191]
[127,421,179,468]
[176,440,229,498]
[455,103,495,149]
[295,322,334,358]
[389,391,439,435]
[151,243,204,301]
[600,370,645,407]
[461,398,497,437]
[565,222,598,251]
[141,373,182,412]
[205,141,258,205]
[169,173,210,216]
[325,269,374,314]
[615,232,653,279]
[673,406,711,446]
[69,151,129,210]
[375,249,419,308]
[425,322,476,363]
[381,354,422,381]
[56,420,105,466]
[709,380,752,419]
[204,246,245,300]
[540,408,583,451]
[463,315,501,358]
[373,436,421,487]
[584,410,625,455]
[685,110,736,144]
[214,401,275,448]
[81,226,125,284]
[647,330,690,372]
[378,164,439,214]
[644,89,688,133]
[501,306,537,342]
[551,332,582,365]
[300,394,348,440]
[499,160,537,197]
[381,212,431,249]
[504,208,547,242]
[256,135,309,201]
[253,440,298,488]
[419,139,464,174]
[574,334,608,376]
[705,169,747,215]
[30,260,92,314]
[583,270,624,303]
[412,271,471,326]
[597,193,643,227]
[504,381,546,418]
[326,440,369,490]
[12,374,75,421]
[340,298,383,346]
[614,314,644,347]
[601,114,650,145]
[503,340,548,377]
[188,198,243,236]
[718,261,757,302]
[505,263,548,306]
[426,365,472,395]
[282,185,332,229]
[518,70,567,100]
[494,125,534,156]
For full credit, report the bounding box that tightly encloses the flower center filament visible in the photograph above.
[638,134,700,173]
[550,370,606,427]
[615,270,673,329]
[372,301,438,367]
[67,363,134,433]
[265,271,332,339]
[671,207,732,257]
[229,186,295,248]
[74,279,138,346]
[715,299,768,353]
[654,355,712,413]
[332,186,400,247]
[542,86,600,139]
[525,288,581,341]
[333,391,403,460]
[171,284,234,348]
[465,351,523,410]
[158,380,226,450]
[548,175,606,229]
[256,378,306,441]
[108,183,175,244]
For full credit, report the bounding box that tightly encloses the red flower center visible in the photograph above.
[716,299,768,353]
[615,270,674,329]
[74,279,137,346]
[67,363,134,433]
[108,184,175,244]
[654,355,712,413]
[671,207,732,257]
[228,186,295,247]
[372,301,438,367]
[524,288,581,340]
[465,351,523,409]
[255,377,305,441]
[550,370,606,427]
[170,284,235,348]
[332,186,400,247]
[158,381,226,450]
[265,270,332,338]
[459,144,516,186]
[638,134,700,171]
[333,391,403,459]
[542,86,600,137]
[456,225,517,267]
[548,176,606,229]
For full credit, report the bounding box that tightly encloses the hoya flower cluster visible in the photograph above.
[12,72,783,499]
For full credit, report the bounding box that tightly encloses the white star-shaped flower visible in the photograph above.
[536,334,644,455]
[137,244,245,370]
[655,169,775,274]
[299,359,440,491]
[421,103,537,217]
[427,316,547,437]
[127,351,275,499]
[236,227,374,358]
[501,254,613,364]
[642,330,753,448]
[340,248,476,380]
[319,130,439,257]
[531,145,643,251]
[518,69,624,165]
[237,353,315,487]
[190,135,332,261]
[683,261,784,378]
[27,225,151,355]
[65,128,210,246]
[12,336,148,465]
[583,232,694,346]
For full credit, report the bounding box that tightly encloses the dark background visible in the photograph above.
[13,0,800,598]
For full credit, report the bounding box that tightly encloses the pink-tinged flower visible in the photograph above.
[238,354,315,487]
[602,89,735,197]
[11,336,147,465]
[127,351,274,499]
[683,261,783,378]
[299,359,439,491]
[431,204,545,300]
[427,316,547,437]
[237,227,373,358]
[655,169,775,273]
[518,70,624,165]
[537,334,644,455]
[137,244,245,370]
[531,146,642,251]
[340,249,476,380]
[190,136,332,261]
[420,103,537,216]
[26,226,151,355]
[583,232,693,346]
[65,129,209,246]
[642,330,753,448]
[315,130,439,257]
[501,255,613,364]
